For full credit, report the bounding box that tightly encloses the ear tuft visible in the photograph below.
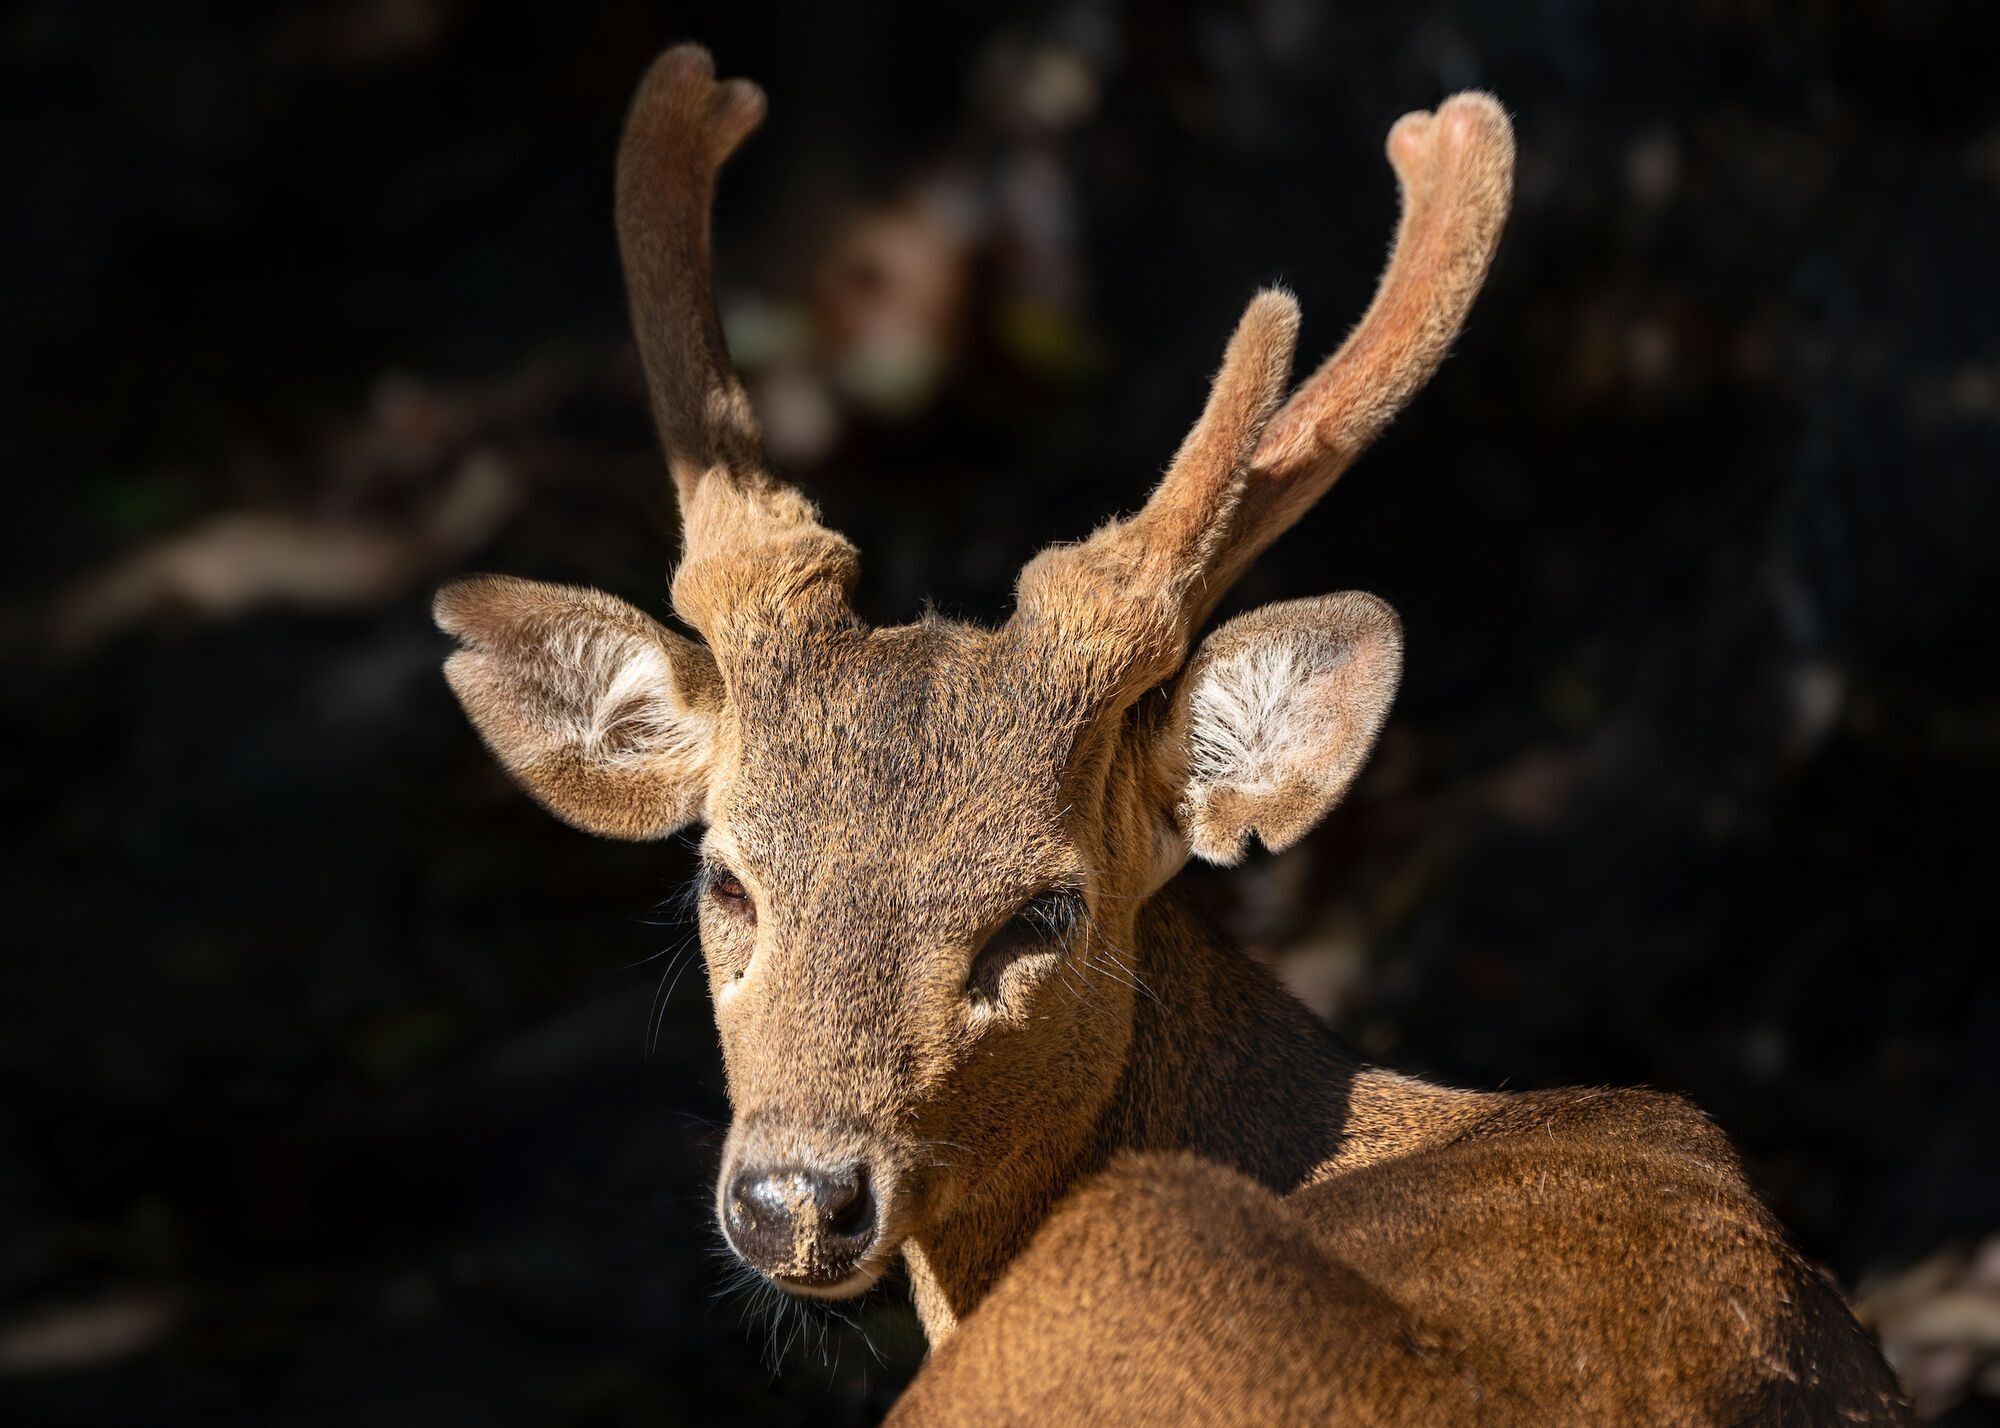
[1166,592,1402,865]
[435,575,723,840]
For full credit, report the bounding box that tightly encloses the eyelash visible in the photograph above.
[968,890,1083,1001]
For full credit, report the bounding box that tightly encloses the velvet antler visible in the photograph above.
[1009,93,1515,697]
[615,45,859,642]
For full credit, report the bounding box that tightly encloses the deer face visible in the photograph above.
[435,48,1510,1297]
[698,624,1116,1294]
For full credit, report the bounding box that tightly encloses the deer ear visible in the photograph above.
[1158,593,1402,866]
[435,574,723,840]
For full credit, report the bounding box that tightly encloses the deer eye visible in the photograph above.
[705,866,755,922]
[967,889,1081,1003]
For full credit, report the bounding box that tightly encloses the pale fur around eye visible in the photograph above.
[965,890,1083,1005]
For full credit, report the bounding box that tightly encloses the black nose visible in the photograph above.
[723,1163,877,1286]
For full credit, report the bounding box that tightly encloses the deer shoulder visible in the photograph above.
[900,1091,1906,1425]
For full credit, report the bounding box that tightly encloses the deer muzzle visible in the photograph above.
[718,1142,889,1295]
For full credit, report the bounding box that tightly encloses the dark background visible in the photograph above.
[4,1,1997,1423]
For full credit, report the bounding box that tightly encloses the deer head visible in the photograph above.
[436,46,1512,1301]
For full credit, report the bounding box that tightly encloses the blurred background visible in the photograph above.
[4,1,1997,1423]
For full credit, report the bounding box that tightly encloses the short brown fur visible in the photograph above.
[436,45,1908,1423]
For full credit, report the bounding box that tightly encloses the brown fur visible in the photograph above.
[434,45,1909,1423]
[891,908,1906,1423]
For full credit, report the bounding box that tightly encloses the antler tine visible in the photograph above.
[1206,93,1515,607]
[1011,290,1300,696]
[1135,289,1303,578]
[1009,96,1509,705]
[616,45,857,640]
[616,45,768,502]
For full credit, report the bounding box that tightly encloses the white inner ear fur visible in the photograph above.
[544,625,709,768]
[1185,641,1339,800]
[1161,593,1402,868]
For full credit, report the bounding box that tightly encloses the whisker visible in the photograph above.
[1084,944,1162,1005]
[647,940,706,1057]
[609,927,696,973]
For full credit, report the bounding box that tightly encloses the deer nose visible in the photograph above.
[723,1162,878,1288]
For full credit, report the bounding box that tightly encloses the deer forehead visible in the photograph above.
[708,621,1093,901]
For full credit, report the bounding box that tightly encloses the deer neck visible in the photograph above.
[901,883,1364,1343]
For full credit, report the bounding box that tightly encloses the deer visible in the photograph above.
[435,45,1909,1424]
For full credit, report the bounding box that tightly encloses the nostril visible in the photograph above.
[822,1168,874,1244]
